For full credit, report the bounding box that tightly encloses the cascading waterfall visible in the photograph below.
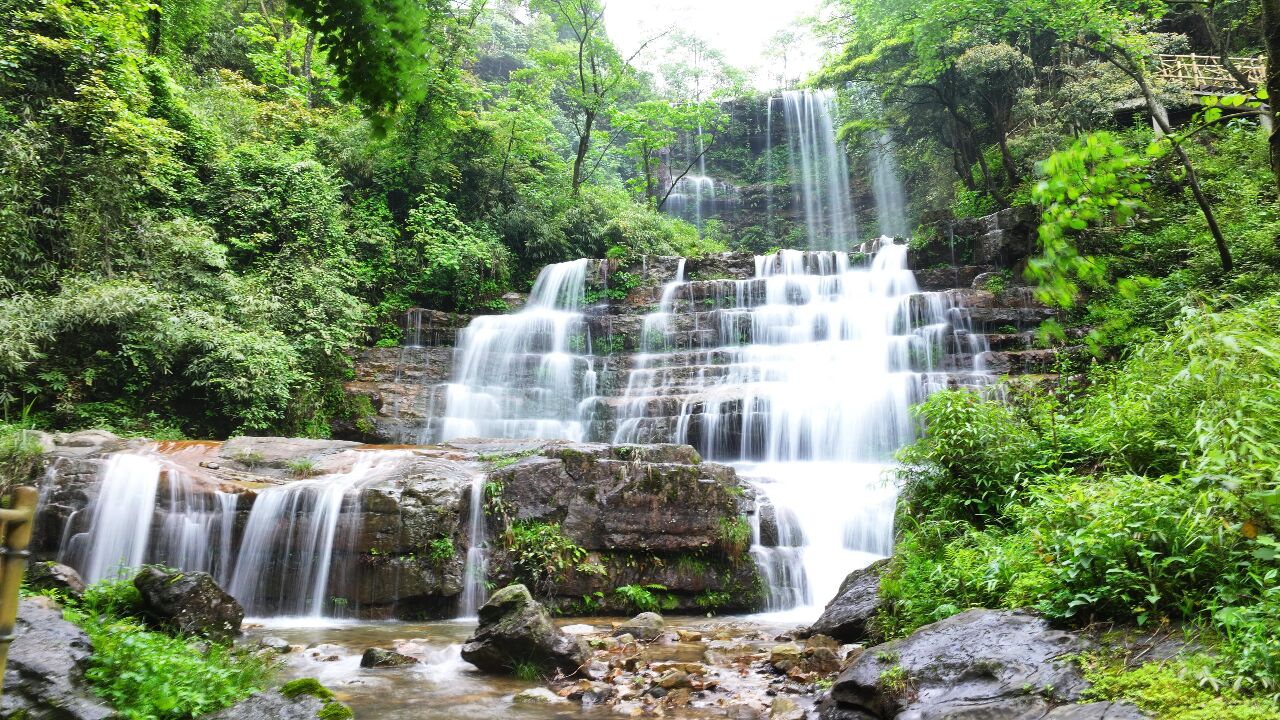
[60,450,240,585]
[613,245,988,614]
[438,259,593,443]
[782,89,858,251]
[228,451,409,617]
[870,130,909,239]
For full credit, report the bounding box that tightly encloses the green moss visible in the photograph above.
[281,678,334,702]
[1081,654,1280,720]
[317,701,354,720]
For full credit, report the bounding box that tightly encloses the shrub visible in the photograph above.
[504,521,586,599]
[614,584,675,614]
[63,578,272,720]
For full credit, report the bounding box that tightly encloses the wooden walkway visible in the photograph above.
[1156,54,1265,95]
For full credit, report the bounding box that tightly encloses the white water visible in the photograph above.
[60,452,241,585]
[870,130,909,239]
[611,245,981,615]
[783,89,858,251]
[438,259,593,443]
[229,451,410,617]
[457,474,489,619]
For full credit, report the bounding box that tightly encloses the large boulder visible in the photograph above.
[133,567,244,641]
[1,596,118,719]
[810,559,887,643]
[826,609,1092,719]
[461,584,586,677]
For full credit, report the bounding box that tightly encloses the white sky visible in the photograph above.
[604,0,825,89]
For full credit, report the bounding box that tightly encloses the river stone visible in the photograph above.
[25,561,87,598]
[360,647,420,668]
[134,567,244,641]
[260,636,293,653]
[461,584,586,676]
[771,696,808,720]
[1,597,117,720]
[810,559,887,643]
[614,612,665,641]
[204,690,326,720]
[828,609,1090,719]
[512,687,568,704]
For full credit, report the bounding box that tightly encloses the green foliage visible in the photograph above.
[60,577,271,720]
[401,191,512,313]
[285,458,318,478]
[504,521,586,599]
[613,584,675,614]
[428,536,455,564]
[896,390,1053,527]
[694,590,731,612]
[884,295,1280,701]
[1031,132,1148,308]
[717,516,751,557]
[1081,654,1280,720]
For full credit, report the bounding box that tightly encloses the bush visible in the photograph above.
[61,577,272,720]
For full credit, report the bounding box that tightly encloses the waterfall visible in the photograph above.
[613,244,990,614]
[60,451,240,585]
[458,474,489,619]
[765,98,774,236]
[438,259,592,443]
[782,89,858,251]
[228,451,409,617]
[870,130,909,239]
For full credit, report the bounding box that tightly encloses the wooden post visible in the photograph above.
[0,486,39,695]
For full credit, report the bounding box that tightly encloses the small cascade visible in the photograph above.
[229,451,410,617]
[782,90,858,251]
[765,98,774,234]
[59,451,240,585]
[870,130,909,239]
[438,260,592,442]
[458,474,489,619]
[613,244,991,614]
[664,175,739,229]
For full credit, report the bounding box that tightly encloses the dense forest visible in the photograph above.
[4,0,1280,718]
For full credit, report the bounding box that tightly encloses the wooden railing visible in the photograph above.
[0,486,38,696]
[1156,54,1265,94]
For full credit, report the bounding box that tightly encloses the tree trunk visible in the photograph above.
[302,31,316,107]
[571,110,595,196]
[1135,73,1233,272]
[1264,0,1280,197]
[147,5,162,55]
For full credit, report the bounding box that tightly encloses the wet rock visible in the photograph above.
[657,669,691,689]
[219,436,360,470]
[562,623,597,635]
[771,696,808,720]
[461,584,586,677]
[614,612,665,642]
[677,630,704,642]
[259,636,292,654]
[25,561,87,598]
[810,560,886,643]
[134,567,244,642]
[828,609,1090,719]
[360,647,420,668]
[205,690,327,720]
[512,687,568,704]
[0,597,117,720]
[770,644,804,673]
[1044,701,1149,719]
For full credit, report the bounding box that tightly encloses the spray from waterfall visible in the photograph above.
[870,130,909,239]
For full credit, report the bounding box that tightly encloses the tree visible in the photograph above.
[1263,1,1280,192]
[532,0,659,194]
[613,100,726,209]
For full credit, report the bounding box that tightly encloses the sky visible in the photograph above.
[604,0,825,89]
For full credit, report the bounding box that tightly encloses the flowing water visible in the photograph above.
[612,245,986,616]
[870,130,909,239]
[782,89,858,251]
[438,259,594,443]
